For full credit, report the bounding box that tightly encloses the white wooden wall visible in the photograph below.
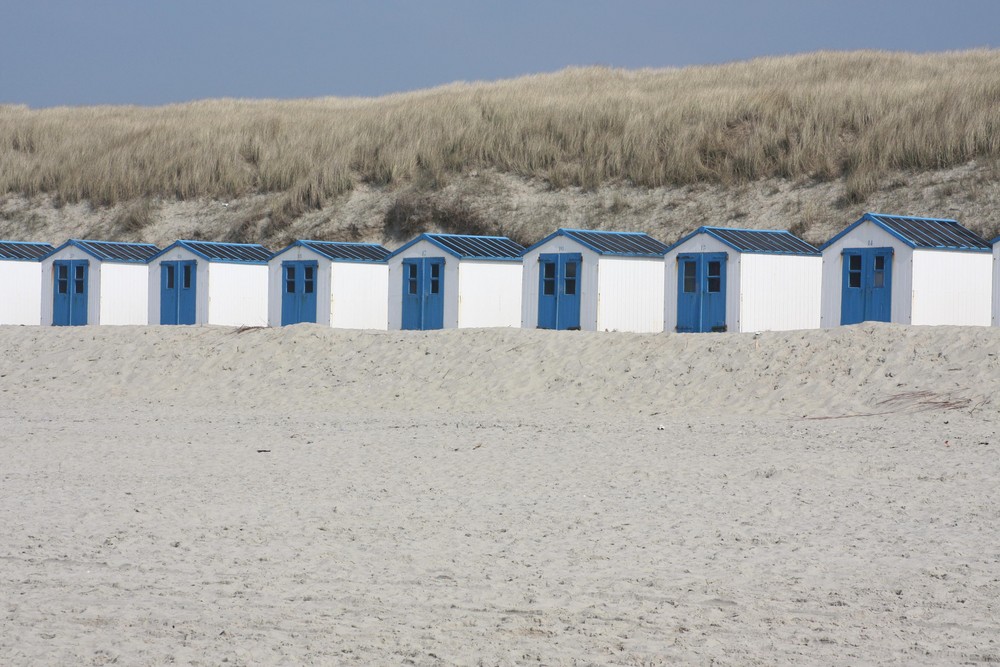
[207,263,269,327]
[331,262,389,329]
[910,249,992,326]
[0,261,44,325]
[456,261,522,328]
[99,263,150,325]
[994,245,1000,327]
[820,222,913,327]
[739,254,822,332]
[596,256,665,332]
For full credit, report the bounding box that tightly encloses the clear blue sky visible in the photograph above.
[2,0,997,108]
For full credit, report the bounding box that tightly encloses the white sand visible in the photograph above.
[2,324,999,664]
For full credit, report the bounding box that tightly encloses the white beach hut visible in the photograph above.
[664,226,822,333]
[820,213,992,327]
[387,233,524,330]
[0,241,54,325]
[268,240,390,329]
[521,228,668,332]
[41,240,160,326]
[148,240,271,326]
[994,235,1000,327]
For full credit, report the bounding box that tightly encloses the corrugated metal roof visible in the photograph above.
[0,241,54,261]
[702,227,820,255]
[178,240,272,263]
[559,229,670,256]
[55,239,161,263]
[865,213,990,250]
[298,240,390,262]
[423,233,525,259]
[822,213,991,252]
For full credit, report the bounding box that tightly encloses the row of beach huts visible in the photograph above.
[1,212,999,332]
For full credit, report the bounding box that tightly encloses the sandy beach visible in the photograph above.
[2,323,999,665]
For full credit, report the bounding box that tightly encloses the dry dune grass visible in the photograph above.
[1,50,999,233]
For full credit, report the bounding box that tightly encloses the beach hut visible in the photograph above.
[268,240,390,328]
[521,228,668,332]
[992,235,1000,327]
[147,240,271,326]
[40,240,160,326]
[0,241,55,325]
[387,233,524,330]
[820,213,992,327]
[664,227,822,333]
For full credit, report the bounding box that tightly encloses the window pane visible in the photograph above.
[304,266,314,280]
[408,279,417,295]
[57,279,67,294]
[430,278,440,294]
[849,255,861,271]
[683,262,696,293]
[873,270,884,288]
[543,263,555,279]
[849,271,861,288]
[285,266,295,293]
[74,265,85,294]
[430,263,440,279]
[543,279,554,296]
[874,255,885,271]
[565,277,576,295]
[708,261,720,278]
[57,265,67,280]
[565,262,577,278]
[707,277,721,293]
[183,264,192,289]
[75,265,85,280]
[166,265,175,289]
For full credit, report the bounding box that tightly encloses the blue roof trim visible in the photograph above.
[389,233,524,261]
[665,226,820,256]
[523,228,669,257]
[43,239,161,263]
[149,240,272,264]
[0,240,55,261]
[821,213,991,252]
[272,240,391,263]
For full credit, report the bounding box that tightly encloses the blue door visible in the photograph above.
[160,261,197,325]
[537,253,581,330]
[281,261,318,325]
[840,248,893,325]
[52,260,88,326]
[675,253,727,332]
[401,258,445,330]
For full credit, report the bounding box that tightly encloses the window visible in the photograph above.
[564,261,577,296]
[682,261,696,293]
[285,266,296,293]
[165,264,175,289]
[707,261,721,293]
[182,264,192,289]
[542,262,555,296]
[74,265,85,294]
[304,266,314,294]
[430,262,440,294]
[407,263,417,295]
[848,254,862,288]
[57,265,68,294]
[873,255,885,288]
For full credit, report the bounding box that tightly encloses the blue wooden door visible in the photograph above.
[675,253,727,333]
[281,261,318,325]
[536,253,581,330]
[160,261,197,325]
[840,248,892,325]
[52,260,88,326]
[401,258,445,330]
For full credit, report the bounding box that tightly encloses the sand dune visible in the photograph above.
[2,324,999,664]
